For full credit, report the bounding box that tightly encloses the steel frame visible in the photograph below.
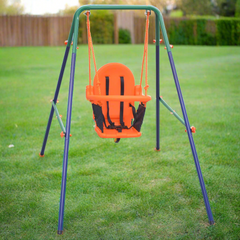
[39,5,214,234]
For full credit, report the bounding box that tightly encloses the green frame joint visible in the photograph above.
[159,97,185,126]
[52,102,66,133]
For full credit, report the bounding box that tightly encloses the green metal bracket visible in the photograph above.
[159,97,185,126]
[52,102,66,133]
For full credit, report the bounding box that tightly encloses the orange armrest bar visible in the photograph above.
[86,94,151,102]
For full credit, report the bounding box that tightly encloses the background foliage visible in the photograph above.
[79,10,114,44]
[0,0,24,14]
[118,28,131,44]
[236,0,240,17]
[178,0,213,16]
[168,18,240,45]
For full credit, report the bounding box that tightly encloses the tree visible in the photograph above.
[149,0,169,12]
[176,0,237,16]
[236,0,240,16]
[0,0,7,14]
[79,0,90,5]
[79,0,118,4]
[59,4,79,15]
[0,0,24,15]
[177,0,214,16]
[79,0,153,5]
[214,0,237,16]
[77,0,170,14]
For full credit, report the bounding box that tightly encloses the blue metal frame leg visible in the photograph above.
[156,45,160,151]
[168,51,214,225]
[57,53,77,234]
[40,46,70,156]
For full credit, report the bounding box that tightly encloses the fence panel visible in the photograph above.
[1,14,239,46]
[117,11,135,43]
[0,15,72,47]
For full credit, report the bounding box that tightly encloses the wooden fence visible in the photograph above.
[0,13,219,47]
[0,15,73,46]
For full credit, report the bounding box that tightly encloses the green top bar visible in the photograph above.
[68,5,171,53]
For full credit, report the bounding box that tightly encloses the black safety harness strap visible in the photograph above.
[120,76,124,127]
[105,76,114,127]
[129,103,137,119]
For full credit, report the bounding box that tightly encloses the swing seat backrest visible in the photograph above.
[93,62,135,127]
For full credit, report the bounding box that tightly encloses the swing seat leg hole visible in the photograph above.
[114,138,121,143]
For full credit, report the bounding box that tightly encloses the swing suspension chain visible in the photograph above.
[86,11,101,95]
[140,10,150,96]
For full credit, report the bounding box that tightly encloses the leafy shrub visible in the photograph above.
[79,10,114,44]
[169,19,195,45]
[90,10,114,44]
[216,19,240,45]
[196,19,216,45]
[118,28,131,44]
[168,18,240,45]
[236,0,240,17]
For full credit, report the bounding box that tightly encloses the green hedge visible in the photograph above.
[118,28,131,44]
[78,11,132,44]
[168,18,240,46]
[79,10,114,44]
[216,19,240,45]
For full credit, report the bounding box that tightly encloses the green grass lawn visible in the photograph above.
[0,45,239,239]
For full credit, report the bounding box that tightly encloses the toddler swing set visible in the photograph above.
[39,5,214,234]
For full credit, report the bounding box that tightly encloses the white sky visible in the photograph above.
[20,0,80,15]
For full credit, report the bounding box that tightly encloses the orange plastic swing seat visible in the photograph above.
[86,63,151,138]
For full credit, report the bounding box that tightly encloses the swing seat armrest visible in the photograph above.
[86,93,151,102]
[86,84,151,102]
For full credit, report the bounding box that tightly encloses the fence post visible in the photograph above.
[81,16,87,44]
[114,12,119,44]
